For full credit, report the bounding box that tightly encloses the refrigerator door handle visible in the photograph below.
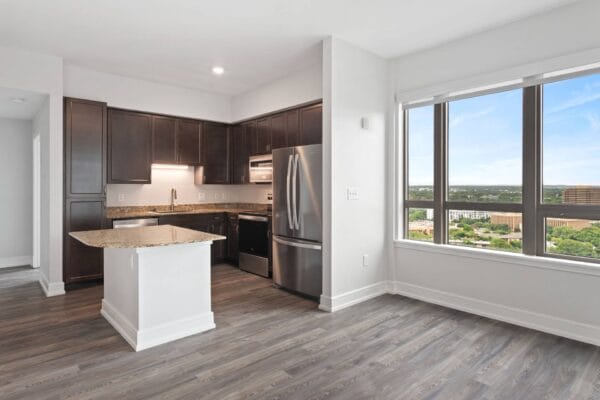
[292,153,300,230]
[274,236,322,250]
[286,154,293,229]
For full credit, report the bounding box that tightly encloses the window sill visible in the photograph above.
[393,239,600,277]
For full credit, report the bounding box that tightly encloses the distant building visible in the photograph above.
[490,212,522,231]
[489,212,591,232]
[408,221,434,235]
[563,186,600,205]
[546,218,591,229]
[448,210,489,221]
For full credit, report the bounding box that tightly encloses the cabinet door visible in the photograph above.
[270,113,287,150]
[64,199,106,284]
[152,115,176,164]
[108,109,152,183]
[256,118,271,154]
[209,214,226,263]
[201,122,230,184]
[176,119,201,165]
[244,120,258,156]
[299,104,322,145]
[227,214,239,261]
[64,98,106,197]
[285,109,300,148]
[231,124,248,184]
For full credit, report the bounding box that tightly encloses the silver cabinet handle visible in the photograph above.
[292,153,299,230]
[286,154,293,229]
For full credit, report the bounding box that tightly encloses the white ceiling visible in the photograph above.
[0,87,47,120]
[0,0,579,96]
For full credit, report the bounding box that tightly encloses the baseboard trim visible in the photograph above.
[319,281,390,313]
[0,255,32,269]
[101,300,138,350]
[38,272,65,297]
[391,281,600,347]
[101,299,215,351]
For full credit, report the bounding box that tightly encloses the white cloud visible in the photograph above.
[449,106,495,128]
[547,88,600,114]
[585,112,600,131]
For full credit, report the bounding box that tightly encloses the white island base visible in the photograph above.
[100,242,215,351]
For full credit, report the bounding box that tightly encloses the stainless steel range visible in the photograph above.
[238,211,271,278]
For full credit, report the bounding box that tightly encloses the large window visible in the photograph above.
[448,90,522,203]
[402,70,600,263]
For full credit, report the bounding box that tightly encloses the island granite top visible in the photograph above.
[69,225,226,249]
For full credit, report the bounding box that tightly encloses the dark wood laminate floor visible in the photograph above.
[1,265,600,400]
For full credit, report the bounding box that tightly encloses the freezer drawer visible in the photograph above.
[272,236,322,299]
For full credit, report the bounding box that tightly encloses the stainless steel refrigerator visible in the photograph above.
[272,144,322,299]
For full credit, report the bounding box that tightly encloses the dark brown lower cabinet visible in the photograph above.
[157,213,227,264]
[227,214,239,262]
[64,199,106,285]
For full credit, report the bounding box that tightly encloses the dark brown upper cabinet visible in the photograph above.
[64,98,107,197]
[176,119,201,165]
[231,124,249,184]
[270,112,287,150]
[298,103,322,146]
[108,109,152,184]
[256,118,271,154]
[285,109,300,147]
[199,122,230,184]
[243,120,258,156]
[152,115,177,164]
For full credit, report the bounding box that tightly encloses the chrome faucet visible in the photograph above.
[170,188,177,211]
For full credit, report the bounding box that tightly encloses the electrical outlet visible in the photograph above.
[266,192,273,201]
[198,192,206,201]
[347,187,359,200]
[118,194,125,202]
[362,254,369,267]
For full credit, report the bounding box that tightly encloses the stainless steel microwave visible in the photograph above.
[249,154,273,183]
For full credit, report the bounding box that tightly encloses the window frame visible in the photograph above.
[400,73,600,264]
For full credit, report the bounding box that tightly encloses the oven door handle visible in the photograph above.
[286,154,293,230]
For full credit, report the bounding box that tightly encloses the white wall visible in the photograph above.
[0,45,64,296]
[320,38,389,312]
[390,0,600,346]
[107,168,271,207]
[64,65,231,123]
[0,118,33,267]
[391,0,600,102]
[231,63,322,122]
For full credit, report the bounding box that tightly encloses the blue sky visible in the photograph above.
[407,73,600,186]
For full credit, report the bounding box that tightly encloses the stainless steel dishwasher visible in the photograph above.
[112,218,159,229]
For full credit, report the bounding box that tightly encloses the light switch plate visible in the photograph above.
[347,187,359,200]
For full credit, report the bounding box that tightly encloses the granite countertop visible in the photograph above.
[69,225,226,249]
[106,203,270,220]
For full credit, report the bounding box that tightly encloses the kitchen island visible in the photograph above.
[70,225,225,351]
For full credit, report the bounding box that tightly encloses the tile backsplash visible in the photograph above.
[106,166,272,206]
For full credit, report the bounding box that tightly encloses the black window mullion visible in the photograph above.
[433,103,447,244]
[522,85,541,256]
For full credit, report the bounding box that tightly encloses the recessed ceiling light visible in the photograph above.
[212,66,225,75]
[10,97,26,104]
